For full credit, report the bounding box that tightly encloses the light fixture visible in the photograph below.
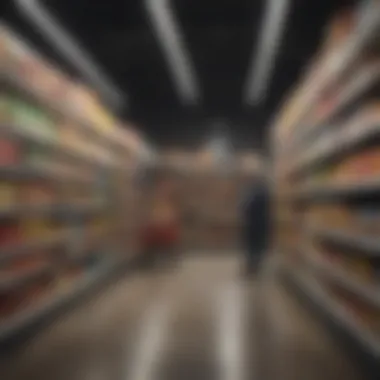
[15,0,125,111]
[145,0,201,105]
[244,0,290,105]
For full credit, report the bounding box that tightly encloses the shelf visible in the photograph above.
[0,164,96,184]
[284,266,380,361]
[319,64,380,125]
[1,72,105,143]
[0,264,51,293]
[0,201,104,220]
[0,123,115,168]
[311,226,380,257]
[291,66,380,152]
[294,177,380,200]
[0,204,58,219]
[284,2,380,151]
[305,249,380,308]
[0,259,121,345]
[2,74,141,162]
[290,122,380,178]
[0,234,67,265]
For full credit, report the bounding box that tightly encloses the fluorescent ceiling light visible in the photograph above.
[244,0,290,105]
[15,0,125,111]
[145,0,201,105]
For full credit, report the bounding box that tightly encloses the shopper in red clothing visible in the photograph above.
[141,176,180,268]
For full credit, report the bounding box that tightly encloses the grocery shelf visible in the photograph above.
[0,264,51,293]
[285,2,380,150]
[319,64,380,125]
[64,201,106,214]
[0,259,124,346]
[291,67,380,152]
[290,122,380,178]
[0,123,115,168]
[275,4,380,377]
[0,26,141,351]
[0,204,58,219]
[294,177,380,200]
[311,226,380,257]
[0,201,104,220]
[283,265,380,361]
[304,249,380,308]
[0,234,67,265]
[1,72,106,143]
[0,164,96,184]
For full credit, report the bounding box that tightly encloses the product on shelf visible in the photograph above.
[2,96,57,142]
[19,181,56,207]
[306,204,353,229]
[0,220,21,247]
[332,146,380,183]
[21,218,58,241]
[0,183,18,209]
[0,137,21,166]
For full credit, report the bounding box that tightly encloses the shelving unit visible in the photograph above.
[273,1,380,372]
[0,26,144,346]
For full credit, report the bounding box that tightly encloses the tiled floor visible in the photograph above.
[0,254,365,380]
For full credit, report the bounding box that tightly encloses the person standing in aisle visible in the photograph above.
[141,173,180,269]
[241,172,271,275]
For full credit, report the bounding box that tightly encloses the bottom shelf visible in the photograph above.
[0,257,131,348]
[281,263,380,377]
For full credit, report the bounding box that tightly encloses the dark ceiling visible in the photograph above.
[2,0,355,150]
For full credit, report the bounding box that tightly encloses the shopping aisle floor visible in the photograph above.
[1,255,365,380]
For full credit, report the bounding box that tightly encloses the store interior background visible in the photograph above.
[1,1,380,380]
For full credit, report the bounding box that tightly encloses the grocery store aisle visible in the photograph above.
[1,255,365,380]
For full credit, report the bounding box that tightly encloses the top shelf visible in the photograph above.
[1,25,147,160]
[2,72,106,143]
[277,1,380,153]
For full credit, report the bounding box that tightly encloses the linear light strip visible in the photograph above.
[145,0,201,105]
[244,0,290,105]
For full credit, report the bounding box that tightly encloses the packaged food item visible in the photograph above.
[21,218,57,240]
[0,183,18,209]
[0,137,21,166]
[0,95,13,123]
[20,181,55,206]
[59,121,81,150]
[5,97,56,142]
[333,147,380,182]
[0,221,21,247]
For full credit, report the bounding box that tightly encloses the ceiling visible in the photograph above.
[3,0,355,151]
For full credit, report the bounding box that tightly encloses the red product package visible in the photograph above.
[0,222,21,247]
[0,138,20,166]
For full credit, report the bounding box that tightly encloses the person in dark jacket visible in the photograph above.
[242,177,271,275]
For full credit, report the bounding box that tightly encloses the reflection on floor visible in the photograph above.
[0,255,365,380]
